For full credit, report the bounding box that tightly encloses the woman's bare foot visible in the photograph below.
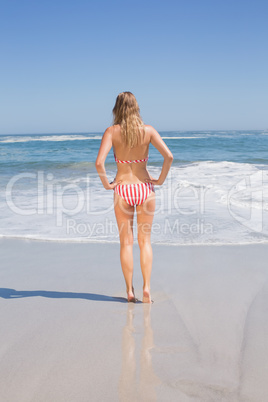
[143,287,153,303]
[127,286,136,302]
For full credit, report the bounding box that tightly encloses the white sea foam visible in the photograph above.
[0,135,102,143]
[0,135,209,143]
[1,233,268,246]
[1,132,259,143]
[1,160,268,245]
[161,136,207,139]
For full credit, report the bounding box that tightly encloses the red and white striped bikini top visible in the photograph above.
[114,152,149,164]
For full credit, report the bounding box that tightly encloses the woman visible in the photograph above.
[95,92,173,303]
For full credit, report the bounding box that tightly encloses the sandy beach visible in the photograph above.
[0,238,267,401]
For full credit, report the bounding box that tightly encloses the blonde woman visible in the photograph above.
[95,92,173,303]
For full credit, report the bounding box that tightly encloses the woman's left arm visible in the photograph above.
[95,127,121,190]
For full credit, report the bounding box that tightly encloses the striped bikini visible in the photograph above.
[114,153,149,164]
[114,153,154,206]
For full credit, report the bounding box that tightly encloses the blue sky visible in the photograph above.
[1,0,267,134]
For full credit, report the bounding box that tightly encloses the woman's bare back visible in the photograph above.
[112,124,152,185]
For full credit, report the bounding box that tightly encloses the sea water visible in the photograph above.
[1,130,268,245]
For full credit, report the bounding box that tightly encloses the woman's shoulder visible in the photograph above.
[107,124,153,131]
[105,124,156,139]
[143,124,153,133]
[144,124,158,138]
[105,124,119,131]
[103,124,120,136]
[144,124,157,132]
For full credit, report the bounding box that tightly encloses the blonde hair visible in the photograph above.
[112,91,145,148]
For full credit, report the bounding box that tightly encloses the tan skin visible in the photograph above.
[95,124,173,303]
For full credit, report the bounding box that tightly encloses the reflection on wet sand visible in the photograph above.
[118,304,161,402]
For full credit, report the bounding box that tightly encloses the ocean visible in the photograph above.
[1,130,268,245]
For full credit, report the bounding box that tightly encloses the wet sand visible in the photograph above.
[0,238,268,401]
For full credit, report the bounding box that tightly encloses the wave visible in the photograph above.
[1,159,267,246]
[161,136,207,139]
[0,135,213,143]
[1,158,264,176]
[1,233,268,246]
[0,135,102,143]
[0,130,265,144]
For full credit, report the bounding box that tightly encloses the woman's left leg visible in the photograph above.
[114,192,135,301]
[136,190,155,303]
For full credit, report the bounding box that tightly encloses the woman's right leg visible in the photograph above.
[114,192,135,301]
[136,191,155,303]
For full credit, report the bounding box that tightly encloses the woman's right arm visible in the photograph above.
[145,126,173,185]
[95,127,122,189]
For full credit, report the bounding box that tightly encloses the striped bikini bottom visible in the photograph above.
[114,182,155,206]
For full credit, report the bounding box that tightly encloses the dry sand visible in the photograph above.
[0,238,268,401]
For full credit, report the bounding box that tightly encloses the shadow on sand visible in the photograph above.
[0,288,138,303]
